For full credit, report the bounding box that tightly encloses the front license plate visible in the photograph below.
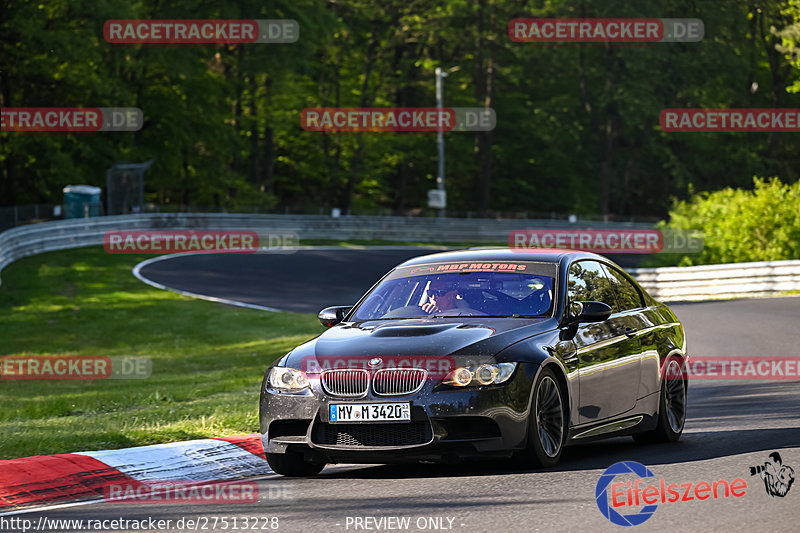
[329,402,411,423]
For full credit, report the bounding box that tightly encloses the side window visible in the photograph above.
[567,261,618,309]
[603,265,643,311]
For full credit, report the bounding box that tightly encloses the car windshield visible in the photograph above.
[351,261,556,320]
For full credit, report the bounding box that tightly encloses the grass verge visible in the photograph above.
[0,247,321,460]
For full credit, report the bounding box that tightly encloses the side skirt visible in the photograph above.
[571,415,644,440]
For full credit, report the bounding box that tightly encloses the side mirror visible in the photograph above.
[318,306,353,327]
[567,301,612,324]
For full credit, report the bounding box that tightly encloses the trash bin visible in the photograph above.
[63,185,102,219]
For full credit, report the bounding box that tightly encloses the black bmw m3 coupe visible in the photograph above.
[259,249,688,476]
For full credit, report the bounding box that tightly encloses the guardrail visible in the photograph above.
[0,213,650,287]
[629,260,800,302]
[2,214,799,302]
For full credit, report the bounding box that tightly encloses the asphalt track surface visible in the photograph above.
[135,247,642,313]
[11,249,800,532]
[136,248,454,313]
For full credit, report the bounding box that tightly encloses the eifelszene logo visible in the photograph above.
[596,462,658,526]
[749,452,795,497]
[596,461,748,526]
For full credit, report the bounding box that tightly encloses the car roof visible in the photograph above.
[396,247,612,267]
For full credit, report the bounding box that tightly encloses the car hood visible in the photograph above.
[283,317,558,368]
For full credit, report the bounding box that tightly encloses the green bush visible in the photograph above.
[657,177,800,266]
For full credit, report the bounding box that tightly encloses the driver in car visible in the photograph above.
[421,279,464,314]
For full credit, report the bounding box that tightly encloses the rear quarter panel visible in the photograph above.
[638,304,687,398]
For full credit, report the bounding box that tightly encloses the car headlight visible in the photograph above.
[268,367,309,392]
[442,363,517,387]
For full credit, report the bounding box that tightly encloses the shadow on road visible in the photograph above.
[314,425,800,481]
[315,380,800,480]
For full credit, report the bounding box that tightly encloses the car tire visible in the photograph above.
[633,357,686,444]
[266,452,325,477]
[520,367,566,468]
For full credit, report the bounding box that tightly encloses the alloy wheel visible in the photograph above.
[535,375,564,458]
[664,360,687,433]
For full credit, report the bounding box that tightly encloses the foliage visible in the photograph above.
[2,0,800,218]
[659,177,800,265]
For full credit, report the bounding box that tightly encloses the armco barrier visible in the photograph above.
[0,213,648,287]
[2,214,798,302]
[629,260,800,302]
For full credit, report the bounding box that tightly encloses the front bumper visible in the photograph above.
[258,363,538,463]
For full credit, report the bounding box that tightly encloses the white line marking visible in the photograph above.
[0,499,106,516]
[132,254,283,312]
[132,246,451,312]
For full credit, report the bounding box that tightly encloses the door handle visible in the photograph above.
[624,328,637,338]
